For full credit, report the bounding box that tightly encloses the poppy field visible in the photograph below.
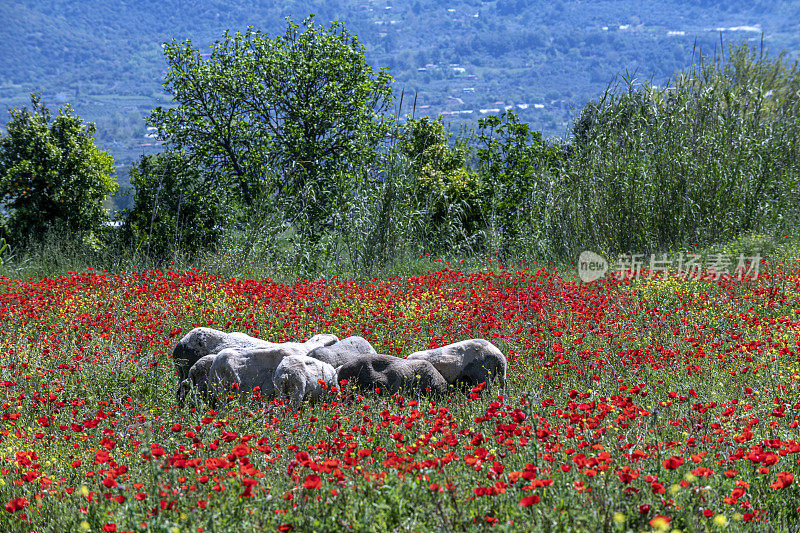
[1,259,799,532]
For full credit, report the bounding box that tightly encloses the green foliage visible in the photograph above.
[0,94,117,245]
[376,43,800,266]
[0,237,8,275]
[4,23,800,278]
[474,111,566,257]
[393,112,570,260]
[400,117,475,194]
[561,43,800,256]
[399,116,454,164]
[399,116,483,252]
[148,16,393,230]
[120,151,223,261]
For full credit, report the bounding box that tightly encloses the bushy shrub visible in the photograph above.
[474,112,566,259]
[119,151,223,261]
[399,116,484,253]
[561,44,800,256]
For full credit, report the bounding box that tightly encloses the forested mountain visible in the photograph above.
[1,0,799,172]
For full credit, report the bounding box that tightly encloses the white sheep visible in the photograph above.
[206,334,340,404]
[406,339,507,392]
[172,327,276,382]
[306,335,377,367]
[273,354,338,408]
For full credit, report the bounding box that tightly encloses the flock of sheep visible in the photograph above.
[173,328,508,409]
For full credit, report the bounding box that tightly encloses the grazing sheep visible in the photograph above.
[172,328,338,402]
[406,339,507,391]
[306,336,377,367]
[177,354,217,408]
[273,355,338,408]
[207,334,340,404]
[172,327,275,383]
[336,354,448,397]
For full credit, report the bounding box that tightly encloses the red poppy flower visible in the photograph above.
[771,471,794,489]
[231,443,251,457]
[4,497,29,513]
[303,474,322,490]
[663,456,685,470]
[692,467,715,477]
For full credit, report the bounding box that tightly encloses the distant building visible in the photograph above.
[714,25,761,32]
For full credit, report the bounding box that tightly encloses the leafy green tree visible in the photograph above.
[0,94,117,244]
[400,116,478,199]
[148,16,393,234]
[399,116,484,251]
[120,151,223,261]
[475,111,565,248]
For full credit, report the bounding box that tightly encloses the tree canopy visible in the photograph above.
[148,16,394,220]
[0,94,116,244]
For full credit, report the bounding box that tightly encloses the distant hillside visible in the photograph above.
[1,0,799,174]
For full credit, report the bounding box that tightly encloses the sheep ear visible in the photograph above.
[334,365,343,374]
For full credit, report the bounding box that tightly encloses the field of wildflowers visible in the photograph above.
[1,259,799,532]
